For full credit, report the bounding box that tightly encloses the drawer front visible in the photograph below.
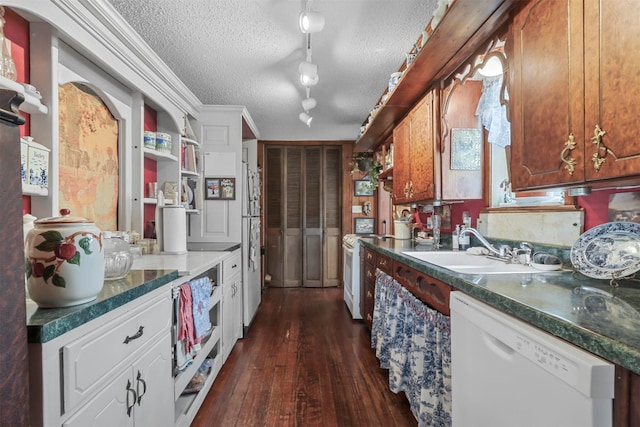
[376,254,392,275]
[364,261,377,285]
[393,261,451,315]
[223,251,242,283]
[364,282,375,330]
[62,292,171,413]
[414,273,452,316]
[363,247,376,264]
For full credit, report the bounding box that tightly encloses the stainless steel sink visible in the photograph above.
[401,251,538,275]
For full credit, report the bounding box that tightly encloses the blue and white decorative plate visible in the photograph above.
[571,222,640,279]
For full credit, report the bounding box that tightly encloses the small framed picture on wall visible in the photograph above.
[205,177,236,200]
[354,179,374,196]
[354,217,375,235]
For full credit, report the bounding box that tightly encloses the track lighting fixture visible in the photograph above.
[299,112,313,127]
[301,97,317,112]
[299,11,325,33]
[297,1,323,127]
[299,60,319,86]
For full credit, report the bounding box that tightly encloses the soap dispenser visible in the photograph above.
[452,225,460,250]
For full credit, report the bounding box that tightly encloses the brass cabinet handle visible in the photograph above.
[404,181,410,198]
[591,124,609,171]
[560,133,577,175]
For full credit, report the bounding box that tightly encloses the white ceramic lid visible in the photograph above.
[35,208,94,225]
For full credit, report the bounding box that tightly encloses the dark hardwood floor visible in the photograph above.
[192,287,417,427]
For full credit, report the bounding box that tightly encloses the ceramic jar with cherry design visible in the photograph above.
[25,209,104,307]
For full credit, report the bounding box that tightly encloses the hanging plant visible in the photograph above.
[366,160,383,190]
[350,152,374,175]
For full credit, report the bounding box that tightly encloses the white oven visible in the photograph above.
[342,234,362,319]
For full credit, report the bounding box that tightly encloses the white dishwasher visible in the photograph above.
[450,291,614,427]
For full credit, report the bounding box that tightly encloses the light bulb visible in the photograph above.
[299,11,325,33]
[299,112,313,127]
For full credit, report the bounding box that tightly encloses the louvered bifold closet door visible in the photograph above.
[322,147,341,287]
[265,147,284,286]
[303,146,341,287]
[264,145,342,287]
[284,147,303,287]
[303,148,322,286]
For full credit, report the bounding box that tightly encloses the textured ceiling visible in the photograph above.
[107,0,438,141]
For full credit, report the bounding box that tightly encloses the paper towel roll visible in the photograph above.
[162,205,187,254]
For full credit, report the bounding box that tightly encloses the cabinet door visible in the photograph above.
[233,279,243,341]
[509,0,586,190]
[583,0,640,181]
[133,334,173,427]
[409,91,436,202]
[392,115,411,202]
[62,368,133,427]
[63,335,172,427]
[221,281,234,361]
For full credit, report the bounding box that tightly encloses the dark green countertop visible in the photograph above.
[361,237,640,375]
[26,269,179,343]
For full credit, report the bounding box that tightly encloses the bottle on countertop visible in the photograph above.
[452,224,460,250]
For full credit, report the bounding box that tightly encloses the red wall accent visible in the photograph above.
[5,7,32,214]
[143,105,158,234]
[577,187,639,231]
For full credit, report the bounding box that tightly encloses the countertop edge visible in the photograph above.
[361,239,640,375]
[27,269,179,343]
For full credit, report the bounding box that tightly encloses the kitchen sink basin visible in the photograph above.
[401,251,539,275]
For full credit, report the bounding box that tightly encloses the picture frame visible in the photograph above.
[205,177,236,200]
[354,217,375,235]
[450,128,482,170]
[354,179,374,196]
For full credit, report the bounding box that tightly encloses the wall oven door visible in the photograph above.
[342,236,362,319]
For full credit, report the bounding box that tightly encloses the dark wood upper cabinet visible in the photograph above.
[392,90,436,204]
[509,0,640,191]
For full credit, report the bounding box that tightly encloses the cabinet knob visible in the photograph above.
[560,133,577,175]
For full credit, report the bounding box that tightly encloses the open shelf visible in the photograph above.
[0,75,48,115]
[143,147,178,162]
[22,183,48,196]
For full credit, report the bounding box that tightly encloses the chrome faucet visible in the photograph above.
[458,228,502,257]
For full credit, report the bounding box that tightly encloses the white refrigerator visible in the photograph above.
[241,143,261,330]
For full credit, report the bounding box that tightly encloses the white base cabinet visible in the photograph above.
[29,285,174,427]
[221,249,243,362]
[63,334,173,427]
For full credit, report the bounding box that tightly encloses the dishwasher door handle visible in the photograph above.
[483,332,516,359]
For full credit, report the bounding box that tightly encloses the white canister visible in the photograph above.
[394,220,412,240]
[25,209,104,307]
[143,131,156,149]
[155,132,172,153]
[20,137,28,184]
[26,137,50,188]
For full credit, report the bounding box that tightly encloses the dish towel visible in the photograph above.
[177,283,196,369]
[189,277,212,342]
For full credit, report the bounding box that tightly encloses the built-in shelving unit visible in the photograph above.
[355,0,520,152]
[180,134,201,214]
[173,271,223,427]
